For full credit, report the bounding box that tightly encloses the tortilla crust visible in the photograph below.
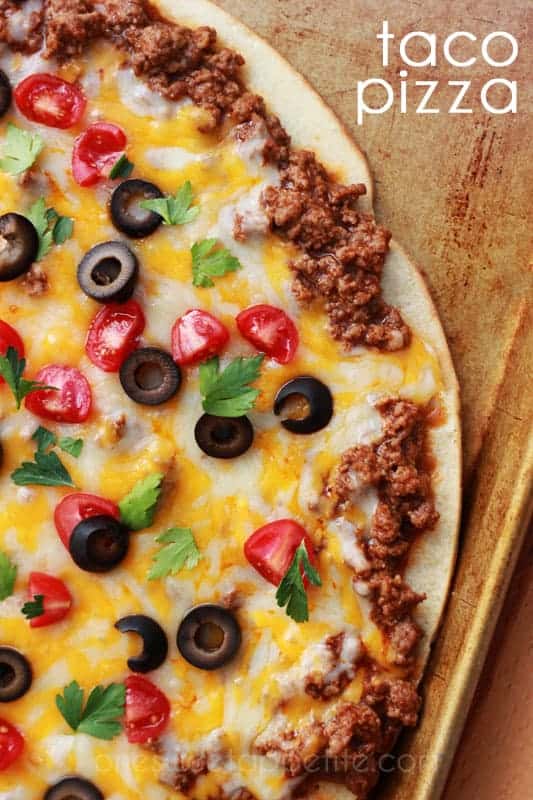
[155,1,462,796]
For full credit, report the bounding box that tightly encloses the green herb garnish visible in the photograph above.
[11,450,74,488]
[275,542,322,623]
[58,436,83,458]
[0,347,56,410]
[56,680,125,741]
[27,197,74,260]
[0,552,17,601]
[148,527,202,580]
[191,238,241,288]
[199,355,264,418]
[140,180,200,227]
[21,594,44,621]
[109,154,134,180]
[119,472,164,531]
[0,124,44,175]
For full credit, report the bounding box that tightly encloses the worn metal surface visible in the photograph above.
[212,1,533,798]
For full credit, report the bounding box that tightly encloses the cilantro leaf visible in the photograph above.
[11,450,74,488]
[148,527,202,580]
[119,472,164,531]
[58,437,83,458]
[140,180,200,227]
[21,594,44,620]
[56,681,84,731]
[0,347,56,409]
[199,355,264,417]
[275,542,322,623]
[56,681,125,741]
[0,124,44,175]
[0,552,17,601]
[53,215,74,244]
[26,197,74,260]
[191,238,241,288]
[109,154,134,180]
[32,426,57,453]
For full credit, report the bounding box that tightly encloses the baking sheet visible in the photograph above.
[214,1,533,797]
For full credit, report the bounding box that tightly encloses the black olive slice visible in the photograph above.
[44,777,104,800]
[0,70,12,118]
[0,213,39,282]
[119,347,181,406]
[274,376,333,434]
[110,179,164,239]
[69,515,129,573]
[177,604,241,671]
[115,614,168,673]
[77,241,138,303]
[194,414,253,459]
[0,647,32,702]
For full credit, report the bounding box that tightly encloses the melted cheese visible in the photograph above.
[0,41,443,800]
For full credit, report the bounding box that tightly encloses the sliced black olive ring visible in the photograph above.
[77,241,138,303]
[69,515,130,573]
[0,70,12,118]
[115,615,168,673]
[119,347,181,406]
[110,179,164,238]
[0,213,39,282]
[274,376,334,434]
[0,647,32,702]
[44,777,104,800]
[177,604,242,671]
[194,414,254,459]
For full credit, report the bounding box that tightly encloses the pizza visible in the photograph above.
[0,2,461,799]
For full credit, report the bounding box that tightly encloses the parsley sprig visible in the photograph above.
[276,542,322,623]
[199,355,264,418]
[119,473,164,531]
[11,425,76,488]
[56,680,125,741]
[32,426,83,458]
[191,238,241,288]
[0,552,17,601]
[0,124,44,175]
[0,347,56,410]
[109,154,134,180]
[22,594,44,621]
[148,527,202,580]
[26,197,74,261]
[140,180,200,226]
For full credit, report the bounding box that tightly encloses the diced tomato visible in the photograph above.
[24,365,92,423]
[236,305,299,364]
[171,309,230,367]
[72,122,127,187]
[0,720,24,771]
[14,73,86,129]
[85,300,145,372]
[0,321,24,386]
[124,676,171,744]
[26,572,72,628]
[244,519,317,586]
[54,493,120,549]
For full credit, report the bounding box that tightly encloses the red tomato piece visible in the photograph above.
[24,365,92,423]
[72,122,127,187]
[236,304,299,364]
[0,321,24,386]
[54,493,120,549]
[244,519,317,587]
[27,572,72,628]
[124,676,171,744]
[85,300,145,372]
[0,720,24,771]
[14,73,86,129]
[171,309,230,367]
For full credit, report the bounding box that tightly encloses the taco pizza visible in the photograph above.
[0,2,461,799]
